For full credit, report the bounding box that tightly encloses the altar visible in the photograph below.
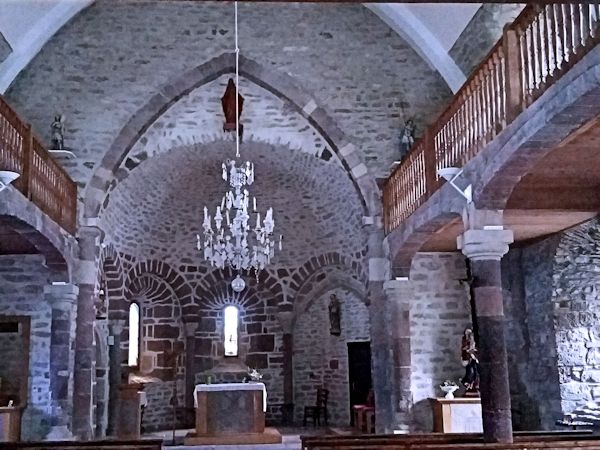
[184,383,282,445]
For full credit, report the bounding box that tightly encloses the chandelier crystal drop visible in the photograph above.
[197,1,281,286]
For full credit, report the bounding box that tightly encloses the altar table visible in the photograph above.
[185,382,281,445]
[431,397,483,433]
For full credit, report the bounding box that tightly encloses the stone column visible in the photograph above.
[458,227,514,443]
[383,279,413,432]
[367,227,395,433]
[45,283,79,439]
[276,310,294,424]
[183,321,199,418]
[72,225,101,439]
[106,319,125,436]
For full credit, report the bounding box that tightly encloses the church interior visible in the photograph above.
[1,1,600,449]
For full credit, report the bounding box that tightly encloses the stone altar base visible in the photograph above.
[184,427,282,445]
[184,383,282,445]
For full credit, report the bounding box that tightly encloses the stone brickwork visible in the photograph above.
[502,240,563,430]
[500,220,600,430]
[449,4,524,76]
[293,287,369,425]
[100,141,366,272]
[124,75,338,173]
[552,219,600,417]
[6,1,451,185]
[0,255,52,440]
[409,253,472,431]
[0,31,11,64]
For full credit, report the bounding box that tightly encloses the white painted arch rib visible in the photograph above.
[366,3,467,93]
[0,0,93,93]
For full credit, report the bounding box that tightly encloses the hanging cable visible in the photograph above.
[235,1,240,158]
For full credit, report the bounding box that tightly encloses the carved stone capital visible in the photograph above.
[457,229,514,261]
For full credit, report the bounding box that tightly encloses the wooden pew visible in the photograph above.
[0,439,162,450]
[301,430,596,450]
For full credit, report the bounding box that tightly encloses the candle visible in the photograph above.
[226,211,231,226]
[221,196,225,210]
[203,206,208,222]
[279,234,282,250]
[253,197,257,211]
[256,212,260,228]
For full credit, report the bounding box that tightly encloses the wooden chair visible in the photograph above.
[303,387,329,426]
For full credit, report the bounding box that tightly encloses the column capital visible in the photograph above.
[457,229,514,261]
[44,283,79,309]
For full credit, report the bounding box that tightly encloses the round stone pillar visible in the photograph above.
[45,283,79,439]
[183,320,199,418]
[383,279,413,432]
[458,228,514,443]
[72,225,101,439]
[106,319,125,436]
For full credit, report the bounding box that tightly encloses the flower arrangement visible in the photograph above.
[439,379,459,399]
[247,367,263,382]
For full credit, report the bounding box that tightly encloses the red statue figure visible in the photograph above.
[221,78,244,141]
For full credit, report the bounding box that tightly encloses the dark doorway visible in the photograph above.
[347,341,372,426]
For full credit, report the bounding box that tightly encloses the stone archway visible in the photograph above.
[83,53,379,220]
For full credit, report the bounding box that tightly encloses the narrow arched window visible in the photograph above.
[128,303,140,366]
[224,305,239,357]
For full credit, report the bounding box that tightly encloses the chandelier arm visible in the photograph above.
[235,1,240,158]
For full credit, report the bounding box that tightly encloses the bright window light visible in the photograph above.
[128,303,140,366]
[224,305,239,357]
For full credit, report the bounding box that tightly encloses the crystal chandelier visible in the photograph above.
[197,2,281,291]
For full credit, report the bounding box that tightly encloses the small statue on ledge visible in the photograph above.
[50,114,65,150]
[328,293,341,336]
[399,118,415,159]
[460,327,480,396]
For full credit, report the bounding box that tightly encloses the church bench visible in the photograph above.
[0,439,163,450]
[301,431,595,450]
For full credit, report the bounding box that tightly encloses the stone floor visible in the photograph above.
[146,426,334,449]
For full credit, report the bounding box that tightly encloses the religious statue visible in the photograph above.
[460,327,480,396]
[221,78,245,141]
[51,114,65,150]
[328,294,341,336]
[399,118,415,158]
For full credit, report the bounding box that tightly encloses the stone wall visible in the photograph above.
[552,219,600,418]
[293,287,369,425]
[502,239,562,430]
[6,1,451,183]
[500,220,600,430]
[449,4,524,76]
[409,253,472,431]
[0,255,52,440]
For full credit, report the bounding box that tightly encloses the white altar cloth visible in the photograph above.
[194,382,267,412]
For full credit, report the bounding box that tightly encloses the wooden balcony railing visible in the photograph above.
[0,96,77,235]
[384,3,600,234]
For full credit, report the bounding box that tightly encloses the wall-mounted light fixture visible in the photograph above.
[437,167,472,203]
[0,170,20,193]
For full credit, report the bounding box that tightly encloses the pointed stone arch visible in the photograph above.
[83,52,379,220]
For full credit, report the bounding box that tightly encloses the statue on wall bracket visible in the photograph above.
[221,78,245,141]
[328,293,341,336]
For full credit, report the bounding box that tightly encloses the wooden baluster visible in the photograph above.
[565,4,574,62]
[573,4,582,52]
[548,4,558,78]
[556,3,567,71]
[535,7,546,89]
[593,3,600,37]
[21,124,33,199]
[582,4,590,46]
